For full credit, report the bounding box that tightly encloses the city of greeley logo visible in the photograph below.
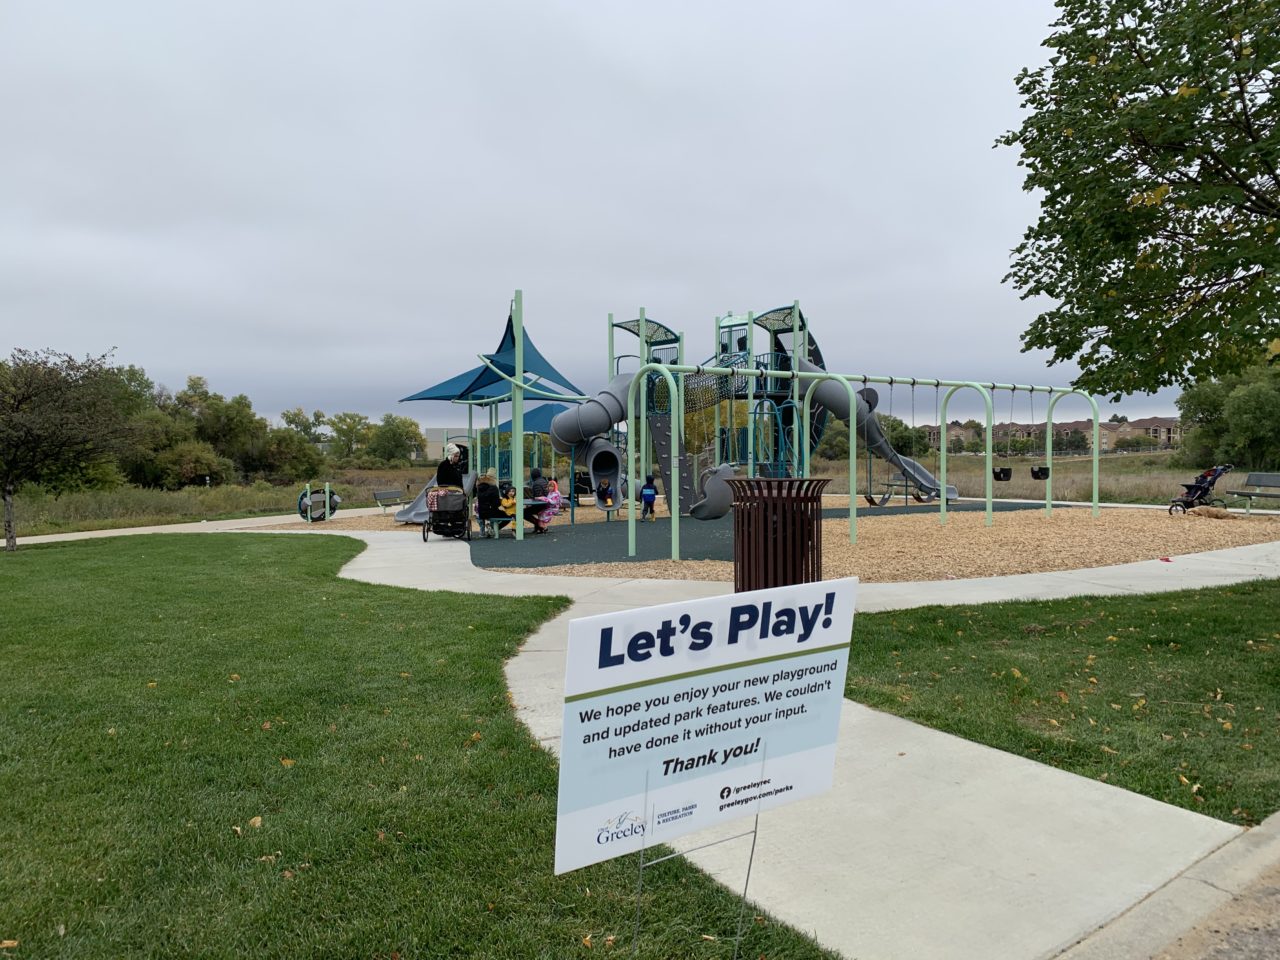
[597,811,645,846]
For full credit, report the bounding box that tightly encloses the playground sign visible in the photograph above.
[554,578,856,874]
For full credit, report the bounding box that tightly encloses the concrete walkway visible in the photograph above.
[20,516,1280,960]
[322,527,1280,960]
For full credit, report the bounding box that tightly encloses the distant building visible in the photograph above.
[1117,416,1182,447]
[416,427,469,461]
[917,415,1180,452]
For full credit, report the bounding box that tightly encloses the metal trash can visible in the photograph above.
[725,478,830,593]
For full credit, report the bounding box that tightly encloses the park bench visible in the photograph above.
[1226,472,1280,514]
[373,488,409,513]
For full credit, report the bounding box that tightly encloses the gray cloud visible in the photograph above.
[0,1,1181,429]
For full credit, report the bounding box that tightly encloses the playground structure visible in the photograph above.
[401,291,1102,551]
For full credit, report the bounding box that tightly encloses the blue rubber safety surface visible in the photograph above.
[469,500,1066,568]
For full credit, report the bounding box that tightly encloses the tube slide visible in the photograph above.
[798,358,957,501]
[689,464,735,520]
[549,373,634,511]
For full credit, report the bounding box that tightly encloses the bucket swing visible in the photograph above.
[992,387,1015,482]
[1028,389,1050,480]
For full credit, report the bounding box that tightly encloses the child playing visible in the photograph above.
[596,478,614,508]
[499,484,518,528]
[640,475,658,521]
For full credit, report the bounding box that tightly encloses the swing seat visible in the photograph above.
[992,467,1013,482]
[1031,466,1051,480]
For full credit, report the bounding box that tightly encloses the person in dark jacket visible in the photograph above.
[475,477,509,536]
[435,443,464,488]
[524,468,550,532]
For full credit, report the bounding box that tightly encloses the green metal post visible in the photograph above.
[513,290,525,542]
[802,375,858,543]
[938,383,994,525]
[677,332,686,448]
[607,313,614,381]
[712,314,721,463]
[638,308,648,488]
[466,406,475,472]
[626,364,681,560]
[791,301,801,477]
[304,482,312,523]
[1045,390,1101,516]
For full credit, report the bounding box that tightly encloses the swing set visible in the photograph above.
[861,378,946,507]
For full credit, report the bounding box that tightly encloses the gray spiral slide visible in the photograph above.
[798,357,957,501]
[549,373,633,511]
[689,464,735,520]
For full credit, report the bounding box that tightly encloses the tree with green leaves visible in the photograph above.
[0,350,138,551]
[365,414,425,464]
[1000,0,1280,397]
[1176,360,1280,468]
[326,412,372,459]
[280,407,330,443]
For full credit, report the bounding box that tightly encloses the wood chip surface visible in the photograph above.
[275,505,1280,584]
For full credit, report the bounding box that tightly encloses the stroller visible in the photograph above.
[422,486,472,541]
[1169,464,1232,514]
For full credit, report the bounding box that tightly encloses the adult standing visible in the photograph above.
[435,443,464,488]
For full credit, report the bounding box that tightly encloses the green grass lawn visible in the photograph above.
[0,535,835,960]
[848,583,1280,826]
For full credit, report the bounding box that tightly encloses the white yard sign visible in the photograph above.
[554,578,856,874]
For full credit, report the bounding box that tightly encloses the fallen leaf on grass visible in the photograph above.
[280,758,296,768]
[229,674,240,682]
[1178,774,1190,785]
[248,816,262,829]
[700,934,717,941]
[1,940,19,949]
[582,934,592,947]
[232,825,242,837]
[261,721,271,730]
[147,681,157,688]
[1100,745,1118,755]
[282,870,295,880]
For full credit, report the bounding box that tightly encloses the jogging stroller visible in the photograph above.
[1169,464,1232,515]
[422,487,472,541]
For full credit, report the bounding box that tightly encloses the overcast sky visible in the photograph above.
[0,1,1182,428]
